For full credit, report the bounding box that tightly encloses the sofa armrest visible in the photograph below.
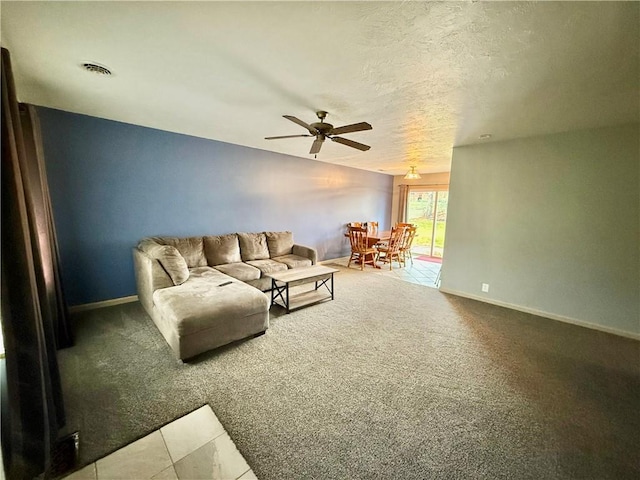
[132,247,173,315]
[292,244,317,265]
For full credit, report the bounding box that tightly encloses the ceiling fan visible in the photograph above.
[265,111,372,155]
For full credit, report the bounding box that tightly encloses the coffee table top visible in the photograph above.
[269,265,339,283]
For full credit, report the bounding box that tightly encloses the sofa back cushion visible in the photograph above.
[266,231,294,257]
[203,234,242,266]
[138,239,189,286]
[238,232,270,261]
[152,236,207,268]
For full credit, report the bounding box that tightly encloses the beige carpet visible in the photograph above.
[59,263,640,479]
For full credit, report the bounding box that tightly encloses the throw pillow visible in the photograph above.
[237,232,270,261]
[266,231,294,257]
[154,245,189,285]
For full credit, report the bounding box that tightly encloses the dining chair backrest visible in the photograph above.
[387,226,406,252]
[364,221,379,235]
[401,225,417,250]
[375,225,407,270]
[347,222,362,230]
[347,225,370,253]
[395,222,416,228]
[398,224,418,265]
[346,222,362,236]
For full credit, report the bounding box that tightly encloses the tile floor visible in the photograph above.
[378,256,442,287]
[333,255,442,288]
[63,405,256,480]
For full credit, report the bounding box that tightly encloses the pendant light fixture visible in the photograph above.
[404,166,421,180]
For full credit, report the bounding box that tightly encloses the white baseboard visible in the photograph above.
[69,295,138,313]
[438,287,640,341]
[321,256,350,264]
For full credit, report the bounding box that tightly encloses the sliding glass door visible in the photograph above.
[406,187,449,258]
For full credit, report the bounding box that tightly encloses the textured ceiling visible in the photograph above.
[1,1,638,175]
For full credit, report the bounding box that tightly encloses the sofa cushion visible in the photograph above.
[204,234,242,266]
[138,239,189,286]
[245,277,272,292]
[271,254,313,269]
[246,259,288,276]
[238,232,270,261]
[213,262,261,282]
[266,231,294,257]
[154,236,207,268]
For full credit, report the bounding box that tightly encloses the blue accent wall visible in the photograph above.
[37,107,393,306]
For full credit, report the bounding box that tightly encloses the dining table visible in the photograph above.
[366,230,391,246]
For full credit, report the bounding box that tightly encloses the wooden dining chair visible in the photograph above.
[347,226,378,270]
[377,226,406,270]
[399,225,417,265]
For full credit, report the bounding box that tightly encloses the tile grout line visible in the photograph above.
[158,428,177,466]
[158,429,179,467]
[235,468,251,480]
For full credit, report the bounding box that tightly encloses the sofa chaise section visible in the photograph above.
[152,267,268,360]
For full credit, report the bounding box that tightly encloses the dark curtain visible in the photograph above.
[1,47,72,479]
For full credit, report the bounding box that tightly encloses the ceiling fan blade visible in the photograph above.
[331,136,371,151]
[310,138,324,154]
[265,134,314,140]
[329,122,372,135]
[283,115,317,134]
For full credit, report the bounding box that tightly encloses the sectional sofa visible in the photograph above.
[133,231,317,360]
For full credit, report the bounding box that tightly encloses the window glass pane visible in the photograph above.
[433,191,448,258]
[407,191,436,252]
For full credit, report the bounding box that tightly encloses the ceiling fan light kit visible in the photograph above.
[265,111,372,155]
[404,166,421,180]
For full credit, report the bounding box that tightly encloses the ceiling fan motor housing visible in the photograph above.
[310,122,333,135]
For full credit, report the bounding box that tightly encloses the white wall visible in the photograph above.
[441,124,640,337]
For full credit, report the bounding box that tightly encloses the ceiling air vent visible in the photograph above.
[82,62,112,76]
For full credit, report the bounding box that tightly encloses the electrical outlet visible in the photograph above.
[481,283,490,293]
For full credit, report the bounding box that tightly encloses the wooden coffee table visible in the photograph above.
[270,265,339,313]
